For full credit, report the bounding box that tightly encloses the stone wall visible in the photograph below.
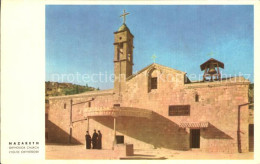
[48,90,114,144]
[122,67,250,153]
[48,70,250,153]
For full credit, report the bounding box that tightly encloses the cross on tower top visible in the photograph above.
[120,9,129,24]
[151,54,157,63]
[207,52,214,57]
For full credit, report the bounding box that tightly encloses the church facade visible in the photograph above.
[47,12,253,153]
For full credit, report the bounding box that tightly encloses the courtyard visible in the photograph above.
[45,144,254,160]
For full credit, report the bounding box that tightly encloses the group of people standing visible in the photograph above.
[85,130,102,149]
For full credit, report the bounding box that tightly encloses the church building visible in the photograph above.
[47,10,253,153]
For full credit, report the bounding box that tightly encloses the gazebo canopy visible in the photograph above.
[179,122,209,128]
[83,107,153,119]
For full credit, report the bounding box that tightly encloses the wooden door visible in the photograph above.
[190,129,200,148]
[249,124,254,152]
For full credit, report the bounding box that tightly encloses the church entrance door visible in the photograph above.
[190,129,200,148]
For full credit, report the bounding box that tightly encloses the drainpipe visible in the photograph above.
[237,102,251,153]
[69,98,95,144]
[69,99,73,144]
[112,117,117,150]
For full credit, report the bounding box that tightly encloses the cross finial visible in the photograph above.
[207,52,214,57]
[120,9,129,24]
[151,54,157,63]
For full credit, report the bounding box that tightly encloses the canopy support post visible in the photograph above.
[87,116,89,131]
[112,117,117,150]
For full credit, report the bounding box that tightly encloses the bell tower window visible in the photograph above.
[117,52,120,61]
[117,44,123,61]
[128,54,131,61]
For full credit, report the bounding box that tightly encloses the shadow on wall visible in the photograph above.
[201,123,233,139]
[47,120,82,145]
[93,111,189,150]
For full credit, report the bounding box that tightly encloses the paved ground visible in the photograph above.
[45,144,254,160]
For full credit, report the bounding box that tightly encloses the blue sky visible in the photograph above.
[46,5,254,89]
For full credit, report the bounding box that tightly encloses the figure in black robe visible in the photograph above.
[85,131,91,149]
[97,130,102,149]
[92,129,98,149]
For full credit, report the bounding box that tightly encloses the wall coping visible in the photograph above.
[48,89,114,100]
[185,76,250,89]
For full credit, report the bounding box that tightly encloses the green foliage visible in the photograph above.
[76,85,79,94]
[45,82,96,96]
[64,88,78,95]
[64,85,95,95]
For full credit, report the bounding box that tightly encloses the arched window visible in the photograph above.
[151,77,157,89]
[148,68,158,92]
[195,94,199,102]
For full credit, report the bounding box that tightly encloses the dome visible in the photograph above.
[118,23,130,32]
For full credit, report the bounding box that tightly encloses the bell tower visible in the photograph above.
[200,58,224,81]
[114,10,134,94]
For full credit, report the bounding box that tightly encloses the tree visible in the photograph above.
[76,85,79,94]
